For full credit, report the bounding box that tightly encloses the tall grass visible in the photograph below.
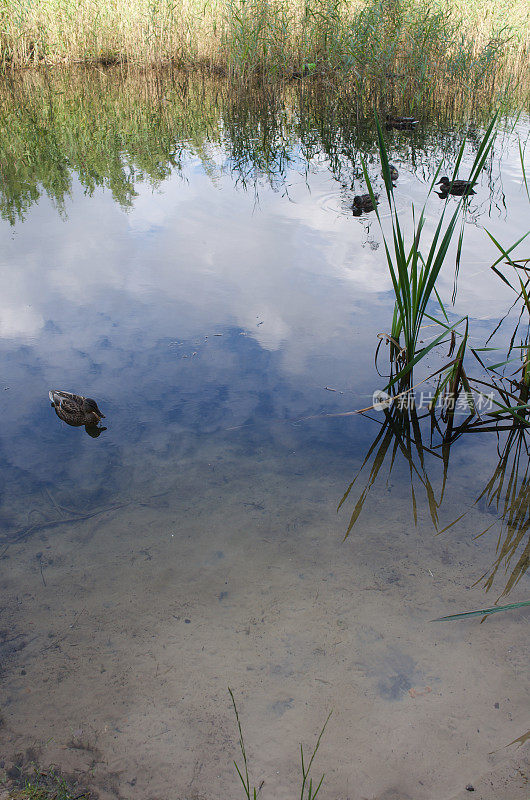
[337,112,525,548]
[0,0,528,87]
[363,113,498,391]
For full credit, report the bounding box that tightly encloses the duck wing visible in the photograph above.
[451,182,476,195]
[49,390,85,413]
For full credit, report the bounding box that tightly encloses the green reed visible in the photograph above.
[338,403,449,539]
[363,113,498,391]
[432,599,530,621]
[229,688,331,800]
[466,136,530,423]
[436,418,530,593]
[476,426,530,596]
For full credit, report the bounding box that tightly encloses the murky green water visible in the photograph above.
[0,71,529,799]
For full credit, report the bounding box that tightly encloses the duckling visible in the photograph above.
[436,176,476,196]
[385,115,419,130]
[381,164,398,182]
[49,390,105,428]
[352,193,379,214]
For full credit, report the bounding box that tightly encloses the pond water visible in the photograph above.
[0,72,529,800]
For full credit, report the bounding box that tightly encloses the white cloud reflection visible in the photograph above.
[0,140,526,398]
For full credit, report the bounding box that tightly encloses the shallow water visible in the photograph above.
[0,73,529,799]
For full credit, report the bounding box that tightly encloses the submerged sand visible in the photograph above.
[1,438,528,800]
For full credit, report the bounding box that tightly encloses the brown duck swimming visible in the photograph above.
[436,176,476,196]
[381,164,399,182]
[352,193,379,214]
[385,115,419,130]
[49,390,105,428]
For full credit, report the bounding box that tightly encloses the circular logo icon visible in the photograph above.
[372,389,392,411]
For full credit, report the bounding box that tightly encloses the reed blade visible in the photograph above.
[431,600,530,621]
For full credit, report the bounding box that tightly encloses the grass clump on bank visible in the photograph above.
[0,0,528,88]
[4,766,89,800]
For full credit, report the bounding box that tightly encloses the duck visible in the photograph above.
[352,193,379,214]
[436,177,476,196]
[381,164,398,182]
[49,390,105,428]
[385,115,419,130]
[290,64,311,80]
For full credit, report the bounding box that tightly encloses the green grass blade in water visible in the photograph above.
[432,600,530,621]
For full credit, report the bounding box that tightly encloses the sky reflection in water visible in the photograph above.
[0,79,529,581]
[1,76,530,800]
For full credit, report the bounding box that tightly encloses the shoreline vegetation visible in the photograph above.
[0,0,528,89]
[0,69,522,227]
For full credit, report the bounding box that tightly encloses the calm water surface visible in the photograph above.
[0,73,529,799]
